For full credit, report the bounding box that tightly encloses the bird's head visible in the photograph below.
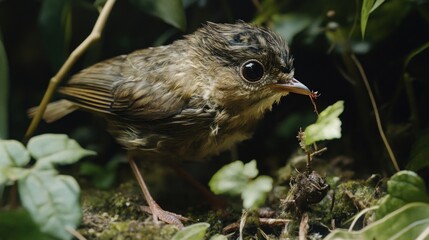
[188,21,312,115]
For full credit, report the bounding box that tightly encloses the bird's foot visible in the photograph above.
[140,204,188,228]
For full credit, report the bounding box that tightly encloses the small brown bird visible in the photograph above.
[35,22,312,227]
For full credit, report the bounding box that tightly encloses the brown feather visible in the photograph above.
[28,99,78,123]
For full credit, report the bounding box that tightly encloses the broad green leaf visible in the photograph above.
[361,0,387,38]
[0,209,51,240]
[242,176,273,209]
[38,0,72,70]
[388,171,427,199]
[0,30,9,139]
[304,101,344,146]
[1,167,30,185]
[407,129,429,171]
[0,140,30,167]
[376,170,429,220]
[209,161,249,195]
[18,169,81,240]
[172,222,210,240]
[27,134,95,169]
[243,160,258,179]
[324,203,429,240]
[130,0,186,31]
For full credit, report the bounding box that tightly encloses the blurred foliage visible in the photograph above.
[0,208,50,240]
[325,202,429,240]
[209,160,273,209]
[0,0,428,238]
[375,170,429,219]
[0,0,428,215]
[0,134,95,240]
[171,222,210,240]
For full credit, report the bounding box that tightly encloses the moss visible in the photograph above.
[78,160,385,239]
[310,176,385,227]
[79,181,167,239]
[97,221,178,240]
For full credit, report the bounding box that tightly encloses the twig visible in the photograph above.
[65,226,87,240]
[299,213,309,240]
[23,0,116,142]
[237,210,248,240]
[350,54,400,172]
[309,147,328,159]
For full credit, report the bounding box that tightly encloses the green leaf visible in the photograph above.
[172,222,210,240]
[407,130,429,171]
[361,0,386,38]
[0,30,9,139]
[209,161,249,195]
[1,167,30,185]
[242,176,273,209]
[361,0,374,38]
[27,134,95,169]
[324,203,429,240]
[376,170,429,220]
[243,160,259,179]
[130,0,186,31]
[18,169,81,240]
[0,209,51,240]
[304,101,344,146]
[0,140,30,167]
[370,0,386,12]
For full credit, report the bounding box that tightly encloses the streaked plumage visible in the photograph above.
[37,22,310,162]
[32,22,312,226]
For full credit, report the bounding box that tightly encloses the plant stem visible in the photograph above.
[23,0,116,143]
[351,54,400,172]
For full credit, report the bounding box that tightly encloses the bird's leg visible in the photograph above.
[127,155,187,228]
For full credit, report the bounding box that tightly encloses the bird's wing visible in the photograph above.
[59,53,188,121]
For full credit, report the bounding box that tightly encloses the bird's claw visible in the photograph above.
[140,205,188,228]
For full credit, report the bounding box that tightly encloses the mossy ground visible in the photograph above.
[78,157,386,239]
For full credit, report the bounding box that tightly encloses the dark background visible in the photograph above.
[1,0,428,195]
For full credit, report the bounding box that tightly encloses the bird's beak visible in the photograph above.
[273,78,312,96]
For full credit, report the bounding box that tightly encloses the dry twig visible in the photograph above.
[24,0,117,142]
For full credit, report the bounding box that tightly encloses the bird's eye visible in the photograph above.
[240,60,264,82]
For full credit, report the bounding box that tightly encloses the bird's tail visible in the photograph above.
[28,99,79,123]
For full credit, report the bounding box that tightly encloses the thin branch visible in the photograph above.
[350,54,400,172]
[65,226,87,240]
[298,213,309,240]
[239,210,248,240]
[23,0,116,142]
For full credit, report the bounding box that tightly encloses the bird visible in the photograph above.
[32,21,312,227]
